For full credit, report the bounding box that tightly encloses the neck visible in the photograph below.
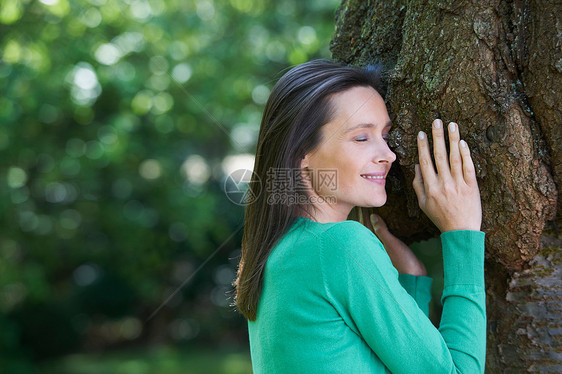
[300,195,353,223]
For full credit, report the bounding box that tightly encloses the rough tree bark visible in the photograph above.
[331,0,561,372]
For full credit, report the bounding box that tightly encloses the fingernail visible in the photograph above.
[418,131,425,139]
[370,214,380,231]
[460,140,467,148]
[433,119,442,129]
[449,122,456,132]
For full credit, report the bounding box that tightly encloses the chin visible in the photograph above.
[363,196,387,208]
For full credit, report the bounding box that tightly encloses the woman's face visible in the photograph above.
[301,86,396,221]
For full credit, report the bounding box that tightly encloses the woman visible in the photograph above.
[235,60,485,373]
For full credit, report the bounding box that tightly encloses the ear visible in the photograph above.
[300,154,309,169]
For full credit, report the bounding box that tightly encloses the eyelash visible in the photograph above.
[354,134,390,143]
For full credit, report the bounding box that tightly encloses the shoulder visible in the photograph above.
[324,220,376,241]
[289,219,387,263]
[315,221,398,303]
[322,220,382,250]
[311,220,388,264]
[300,219,373,237]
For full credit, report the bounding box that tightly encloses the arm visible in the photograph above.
[367,213,427,277]
[362,212,433,316]
[331,120,484,371]
[321,222,485,373]
[398,273,433,317]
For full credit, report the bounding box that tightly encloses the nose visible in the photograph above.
[373,141,396,164]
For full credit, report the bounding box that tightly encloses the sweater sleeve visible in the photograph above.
[320,221,486,374]
[398,273,433,317]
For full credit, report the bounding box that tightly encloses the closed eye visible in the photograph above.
[354,137,368,142]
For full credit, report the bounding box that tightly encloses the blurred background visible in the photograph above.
[1,1,448,373]
[0,0,341,372]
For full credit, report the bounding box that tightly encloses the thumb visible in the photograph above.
[369,214,379,231]
[370,213,392,242]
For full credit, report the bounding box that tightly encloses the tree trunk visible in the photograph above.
[331,0,561,372]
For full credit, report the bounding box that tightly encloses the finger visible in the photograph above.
[370,214,393,246]
[370,214,387,233]
[361,208,377,232]
[412,164,427,207]
[370,213,380,231]
[459,140,477,185]
[448,122,463,181]
[431,119,452,178]
[417,130,437,187]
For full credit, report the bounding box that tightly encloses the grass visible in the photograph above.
[39,346,252,374]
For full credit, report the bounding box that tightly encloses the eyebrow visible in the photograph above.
[343,121,393,133]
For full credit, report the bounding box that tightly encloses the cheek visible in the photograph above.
[309,145,362,192]
[334,165,362,195]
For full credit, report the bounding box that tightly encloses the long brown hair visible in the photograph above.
[235,60,384,321]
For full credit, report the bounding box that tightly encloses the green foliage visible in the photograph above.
[0,0,339,367]
[40,346,252,374]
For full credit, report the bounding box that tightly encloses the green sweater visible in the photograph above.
[248,217,486,373]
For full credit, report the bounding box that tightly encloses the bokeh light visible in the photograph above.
[0,0,341,370]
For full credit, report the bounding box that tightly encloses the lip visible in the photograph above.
[360,172,386,185]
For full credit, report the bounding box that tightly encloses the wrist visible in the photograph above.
[442,226,482,232]
[389,251,427,276]
[441,221,482,232]
[403,261,427,276]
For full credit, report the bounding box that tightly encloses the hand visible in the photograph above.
[367,213,427,276]
[412,119,482,232]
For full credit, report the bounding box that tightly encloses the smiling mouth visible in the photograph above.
[360,174,385,180]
